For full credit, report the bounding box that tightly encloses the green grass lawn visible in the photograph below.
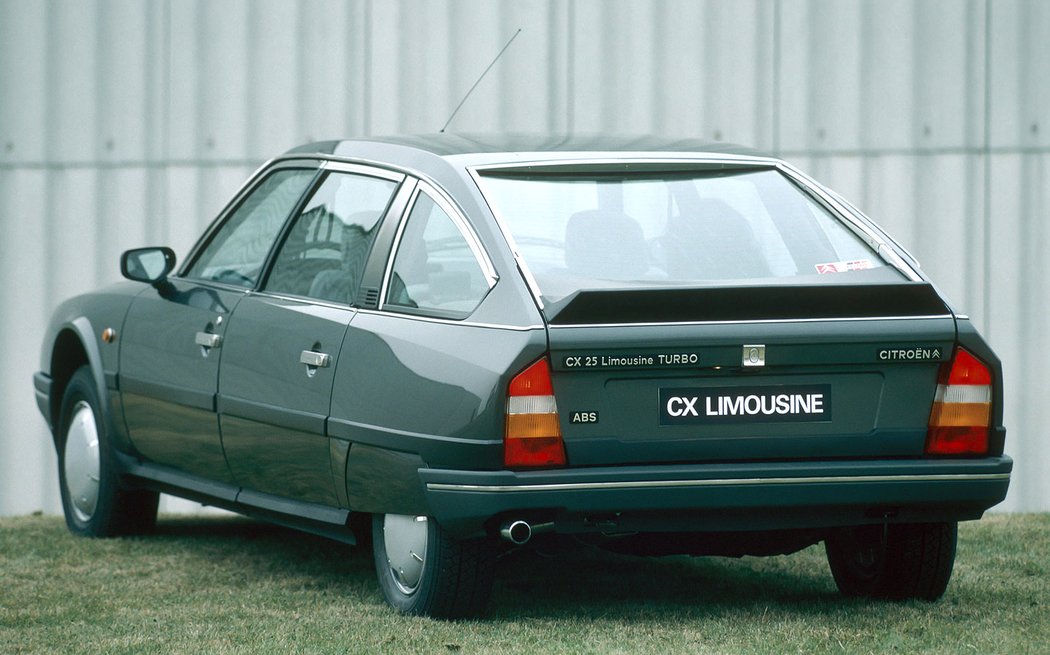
[1,513,1046,655]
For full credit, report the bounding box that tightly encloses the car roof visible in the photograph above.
[284,133,772,170]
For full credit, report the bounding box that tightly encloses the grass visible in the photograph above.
[0,514,1047,655]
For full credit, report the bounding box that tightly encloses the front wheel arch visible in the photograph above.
[48,328,90,432]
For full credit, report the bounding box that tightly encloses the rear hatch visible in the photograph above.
[546,283,955,466]
[473,159,956,466]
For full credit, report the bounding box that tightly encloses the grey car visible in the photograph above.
[34,135,1010,617]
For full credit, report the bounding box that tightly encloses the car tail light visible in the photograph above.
[926,347,992,455]
[504,357,566,468]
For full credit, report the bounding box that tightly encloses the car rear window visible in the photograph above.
[476,167,903,302]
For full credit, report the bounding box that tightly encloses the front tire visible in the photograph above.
[57,366,158,537]
[372,513,495,618]
[825,522,957,601]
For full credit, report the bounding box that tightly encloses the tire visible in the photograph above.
[57,366,159,537]
[372,513,495,618]
[825,522,957,601]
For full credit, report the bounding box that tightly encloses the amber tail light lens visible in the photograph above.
[504,358,566,468]
[926,347,992,455]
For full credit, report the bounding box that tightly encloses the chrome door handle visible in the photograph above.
[300,350,331,368]
[195,332,223,349]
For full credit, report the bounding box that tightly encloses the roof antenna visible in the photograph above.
[440,28,522,133]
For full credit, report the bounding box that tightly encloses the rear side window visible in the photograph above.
[477,168,902,302]
[385,189,493,318]
[186,169,315,288]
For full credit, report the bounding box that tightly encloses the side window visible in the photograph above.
[265,172,398,303]
[186,169,315,288]
[386,191,492,318]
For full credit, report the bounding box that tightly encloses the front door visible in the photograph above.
[120,281,244,483]
[120,166,317,483]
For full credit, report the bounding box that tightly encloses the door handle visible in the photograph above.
[300,350,331,368]
[195,332,223,349]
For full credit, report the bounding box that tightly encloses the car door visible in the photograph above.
[217,164,404,508]
[120,165,317,484]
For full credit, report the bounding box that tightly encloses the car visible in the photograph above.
[33,134,1011,618]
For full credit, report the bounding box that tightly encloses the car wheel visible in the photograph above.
[57,366,159,537]
[372,513,495,618]
[825,522,957,601]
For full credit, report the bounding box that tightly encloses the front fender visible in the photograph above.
[38,282,144,450]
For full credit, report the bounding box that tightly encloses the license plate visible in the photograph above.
[659,384,833,425]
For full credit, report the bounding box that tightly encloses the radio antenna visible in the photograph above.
[440,28,522,133]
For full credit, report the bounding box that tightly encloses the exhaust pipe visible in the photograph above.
[499,520,554,545]
[500,520,533,545]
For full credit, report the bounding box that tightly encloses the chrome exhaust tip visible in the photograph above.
[500,520,533,545]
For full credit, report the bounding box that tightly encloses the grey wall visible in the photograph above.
[1,0,1047,515]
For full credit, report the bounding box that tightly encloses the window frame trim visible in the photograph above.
[254,162,406,305]
[177,159,323,284]
[380,180,499,319]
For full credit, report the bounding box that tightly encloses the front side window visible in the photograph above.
[186,168,315,288]
[385,190,492,318]
[477,167,903,303]
[265,171,399,303]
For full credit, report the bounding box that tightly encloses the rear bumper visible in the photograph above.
[420,457,1012,538]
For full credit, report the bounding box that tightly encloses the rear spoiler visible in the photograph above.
[543,283,952,325]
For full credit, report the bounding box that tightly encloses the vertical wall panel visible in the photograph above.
[859,1,916,151]
[0,1,48,164]
[298,0,353,142]
[445,0,503,133]
[912,1,982,148]
[0,170,56,516]
[49,170,102,297]
[1,0,1047,515]
[987,154,1050,511]
[702,0,773,147]
[247,0,302,158]
[780,0,865,152]
[990,0,1050,148]
[496,1,564,133]
[97,0,150,162]
[199,1,250,159]
[366,0,404,134]
[651,1,708,138]
[910,156,978,309]
[47,0,99,162]
[167,0,201,161]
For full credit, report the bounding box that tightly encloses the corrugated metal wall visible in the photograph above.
[1,0,1046,515]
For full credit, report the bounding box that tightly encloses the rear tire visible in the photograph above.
[372,513,495,618]
[825,522,957,601]
[57,366,159,537]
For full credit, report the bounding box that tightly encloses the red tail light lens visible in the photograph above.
[504,358,566,468]
[926,347,992,455]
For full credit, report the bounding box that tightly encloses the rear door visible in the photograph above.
[217,164,403,506]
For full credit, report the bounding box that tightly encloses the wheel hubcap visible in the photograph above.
[64,401,100,523]
[383,514,429,594]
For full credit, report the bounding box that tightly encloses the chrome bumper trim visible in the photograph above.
[426,472,1011,494]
